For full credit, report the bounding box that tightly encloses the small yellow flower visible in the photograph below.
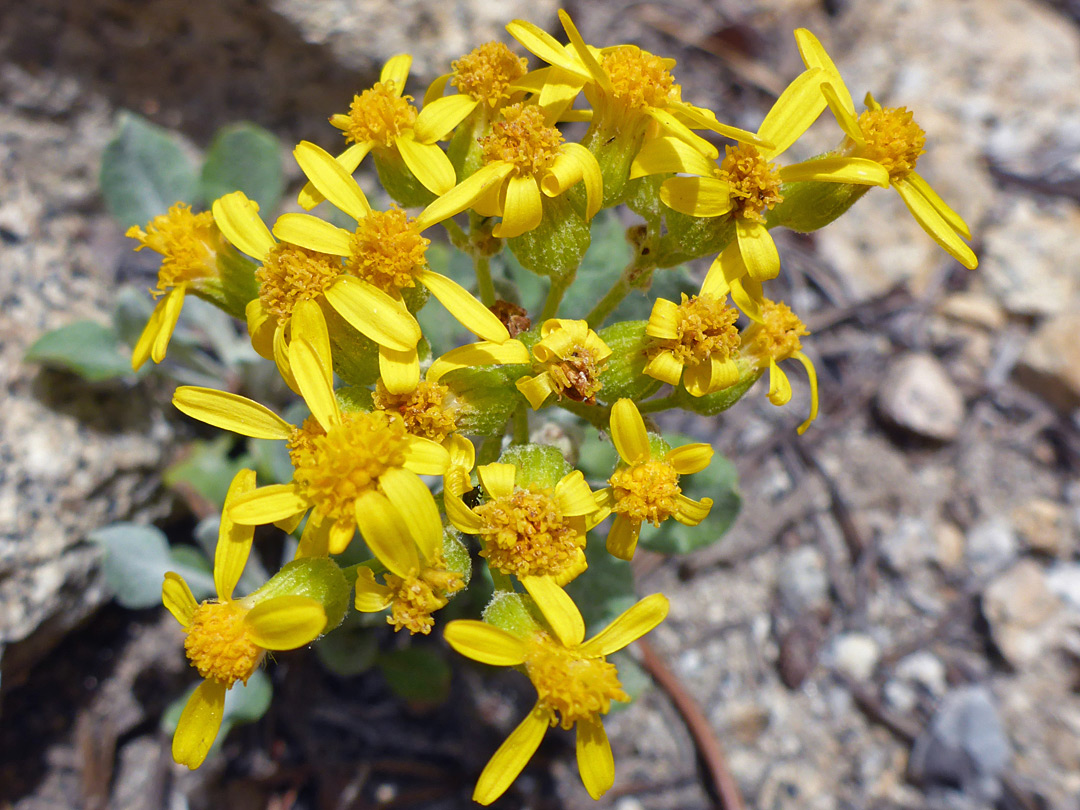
[298,55,461,209]
[738,297,819,434]
[371,378,458,443]
[273,141,512,392]
[171,336,450,556]
[445,580,669,803]
[422,41,530,119]
[126,203,225,370]
[794,29,977,269]
[516,319,612,410]
[445,461,604,586]
[597,399,713,560]
[419,103,602,238]
[644,292,741,396]
[163,469,328,769]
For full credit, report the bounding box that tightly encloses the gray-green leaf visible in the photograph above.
[200,123,285,215]
[25,320,132,382]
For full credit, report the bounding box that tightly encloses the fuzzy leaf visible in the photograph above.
[200,123,285,215]
[25,321,132,382]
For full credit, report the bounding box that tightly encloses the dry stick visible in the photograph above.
[636,638,745,810]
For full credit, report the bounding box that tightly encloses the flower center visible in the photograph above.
[347,208,429,292]
[490,300,532,337]
[609,459,681,527]
[740,299,808,368]
[473,486,583,579]
[384,557,465,635]
[664,293,741,365]
[257,244,342,324]
[339,82,417,147]
[480,103,564,178]
[855,106,926,181]
[184,601,262,686]
[451,42,528,108]
[372,379,457,443]
[717,144,784,222]
[600,45,678,112]
[547,348,604,404]
[292,411,409,522]
[524,632,628,730]
[126,203,218,296]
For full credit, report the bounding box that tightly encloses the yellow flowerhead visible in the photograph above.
[126,203,227,370]
[171,336,450,556]
[423,40,530,121]
[516,319,612,410]
[644,292,740,396]
[597,399,714,560]
[162,469,328,769]
[445,580,669,803]
[794,28,977,269]
[445,461,605,586]
[738,297,819,434]
[371,378,458,443]
[272,141,512,393]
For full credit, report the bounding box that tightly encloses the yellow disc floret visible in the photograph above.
[384,558,465,635]
[524,631,628,730]
[856,106,926,181]
[473,487,582,579]
[338,82,418,147]
[126,203,218,296]
[609,459,681,527]
[740,299,808,368]
[257,244,342,324]
[292,411,409,522]
[601,45,678,112]
[372,379,457,442]
[480,104,564,178]
[451,42,528,108]
[663,293,740,365]
[184,601,262,686]
[347,207,429,292]
[717,144,784,222]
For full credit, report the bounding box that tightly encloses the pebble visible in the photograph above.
[877,353,965,442]
[831,633,880,682]
[1012,498,1070,556]
[777,546,830,614]
[1046,563,1080,613]
[982,560,1064,669]
[965,517,1019,579]
[896,652,948,697]
[1016,311,1080,412]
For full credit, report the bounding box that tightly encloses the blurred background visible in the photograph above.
[2,0,1079,808]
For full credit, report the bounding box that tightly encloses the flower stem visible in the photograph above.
[474,254,496,306]
[585,266,633,328]
[490,567,514,592]
[638,393,679,414]
[441,218,470,252]
[558,399,610,429]
[511,403,530,444]
[540,272,575,321]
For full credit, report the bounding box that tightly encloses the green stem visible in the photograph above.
[558,399,610,429]
[440,218,470,252]
[585,267,633,328]
[511,404,530,444]
[638,394,679,414]
[478,435,503,465]
[489,567,514,592]
[540,272,575,321]
[474,254,496,307]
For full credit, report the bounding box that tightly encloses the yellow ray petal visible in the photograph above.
[643,350,684,386]
[476,462,516,500]
[289,337,341,431]
[246,595,326,649]
[645,296,681,340]
[378,467,442,561]
[246,299,276,360]
[400,435,451,476]
[162,571,198,628]
[630,135,717,180]
[605,513,640,561]
[151,286,186,363]
[557,10,610,90]
[293,141,371,221]
[793,350,820,435]
[894,178,978,269]
[212,191,275,260]
[380,54,412,92]
[735,218,780,282]
[673,494,712,526]
[323,275,420,351]
[228,483,309,526]
[396,135,456,195]
[427,339,530,382]
[822,82,864,145]
[416,269,509,343]
[290,299,332,387]
[378,344,421,394]
[327,517,355,555]
[172,679,226,769]
[444,619,529,666]
[684,354,739,397]
[768,360,792,406]
[515,371,555,410]
[548,142,602,220]
[414,94,478,143]
[214,468,257,601]
[907,172,973,240]
[729,275,765,323]
[670,101,774,150]
[553,471,599,517]
[354,489,419,578]
[422,73,451,106]
[172,387,294,439]
[272,213,353,256]
[296,513,331,558]
[493,175,543,238]
[132,294,170,370]
[507,18,588,76]
[273,317,300,395]
[609,398,650,464]
[780,156,889,188]
[757,68,827,160]
[666,443,714,475]
[522,575,585,647]
[794,29,853,113]
[659,176,733,218]
[445,486,484,534]
[576,716,615,799]
[354,566,394,612]
[579,592,670,657]
[298,142,372,211]
[414,162,514,231]
[473,702,550,805]
[645,107,720,160]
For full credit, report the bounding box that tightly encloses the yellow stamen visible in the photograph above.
[126,203,218,297]
[524,631,628,729]
[451,42,528,108]
[544,349,605,404]
[601,45,678,112]
[184,601,262,686]
[347,207,429,292]
[855,106,926,181]
[384,557,465,635]
[609,459,681,527]
[372,379,457,443]
[480,104,564,178]
[717,144,784,222]
[257,244,342,324]
[292,411,409,522]
[655,294,740,366]
[473,487,582,579]
[338,82,417,147]
[740,299,808,368]
[287,416,326,468]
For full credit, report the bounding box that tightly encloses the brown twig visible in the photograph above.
[636,638,745,810]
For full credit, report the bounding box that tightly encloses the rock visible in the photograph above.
[983,560,1064,669]
[965,517,1019,579]
[830,633,880,682]
[1046,563,1080,613]
[877,353,965,442]
[1012,498,1070,556]
[880,517,936,574]
[909,685,1012,800]
[895,652,948,697]
[939,292,1008,331]
[934,521,967,571]
[777,546,830,614]
[1016,311,1080,412]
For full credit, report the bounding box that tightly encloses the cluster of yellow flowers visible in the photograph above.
[128,13,976,803]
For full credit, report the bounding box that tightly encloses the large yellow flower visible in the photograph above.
[445,581,669,803]
[163,469,328,769]
[273,141,512,392]
[596,399,713,560]
[211,191,420,393]
[171,335,449,556]
[516,319,612,409]
[794,29,977,269]
[644,292,740,396]
[299,55,461,209]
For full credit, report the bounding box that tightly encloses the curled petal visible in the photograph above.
[659,176,733,218]
[630,135,717,180]
[354,566,394,612]
[605,513,640,561]
[162,572,197,628]
[643,350,684,386]
[793,350,820,435]
[212,191,274,260]
[673,494,712,526]
[493,175,543,238]
[427,340,530,382]
[735,218,780,282]
[666,443,714,475]
[476,462,516,500]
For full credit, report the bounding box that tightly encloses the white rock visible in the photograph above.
[832,633,881,682]
[895,651,948,696]
[983,560,1064,669]
[777,546,830,613]
[965,517,1020,579]
[877,353,965,442]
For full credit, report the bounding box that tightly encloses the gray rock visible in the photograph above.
[1046,563,1080,614]
[880,516,937,574]
[1016,311,1080,412]
[965,517,1019,579]
[777,546,830,614]
[877,353,965,442]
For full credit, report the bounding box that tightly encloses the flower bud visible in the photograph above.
[497,442,573,490]
[768,177,871,233]
[506,195,591,281]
